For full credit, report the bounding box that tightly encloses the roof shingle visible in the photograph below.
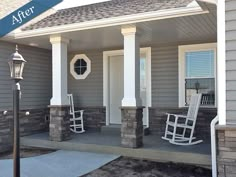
[22,0,193,31]
[0,0,30,19]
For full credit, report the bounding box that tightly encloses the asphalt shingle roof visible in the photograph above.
[0,0,30,19]
[22,0,193,31]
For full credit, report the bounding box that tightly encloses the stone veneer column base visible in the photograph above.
[49,105,71,141]
[121,107,144,148]
[217,125,236,177]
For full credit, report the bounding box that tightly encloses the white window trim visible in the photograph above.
[70,54,91,80]
[178,43,217,108]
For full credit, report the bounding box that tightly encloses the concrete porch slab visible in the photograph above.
[21,131,211,166]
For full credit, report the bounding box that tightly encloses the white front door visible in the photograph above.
[109,55,124,124]
[109,55,147,125]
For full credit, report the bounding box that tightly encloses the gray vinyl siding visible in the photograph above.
[151,45,179,107]
[0,41,52,110]
[68,42,221,108]
[68,51,103,107]
[226,0,236,123]
[68,46,179,108]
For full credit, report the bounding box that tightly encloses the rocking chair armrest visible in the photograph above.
[166,113,191,123]
[166,113,181,122]
[174,115,195,122]
[175,115,188,118]
[166,113,187,118]
[166,113,187,117]
[74,110,84,113]
[175,115,194,121]
[174,116,195,127]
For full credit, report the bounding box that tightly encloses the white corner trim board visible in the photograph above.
[217,0,226,125]
[13,5,208,39]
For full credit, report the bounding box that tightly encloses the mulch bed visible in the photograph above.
[82,157,212,177]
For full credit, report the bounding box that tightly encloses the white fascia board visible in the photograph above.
[14,5,208,39]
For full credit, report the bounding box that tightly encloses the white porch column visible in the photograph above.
[50,35,69,106]
[217,0,226,125]
[121,25,142,107]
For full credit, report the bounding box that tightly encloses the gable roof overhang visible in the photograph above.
[6,0,215,40]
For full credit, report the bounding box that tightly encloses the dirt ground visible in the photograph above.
[82,157,212,177]
[0,147,55,160]
[0,149,212,177]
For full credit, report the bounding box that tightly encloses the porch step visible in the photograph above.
[101,125,150,136]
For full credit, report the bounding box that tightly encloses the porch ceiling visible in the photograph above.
[9,11,216,52]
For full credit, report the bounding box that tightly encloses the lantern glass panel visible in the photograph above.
[8,61,13,78]
[14,62,22,78]
[10,60,25,79]
[20,62,25,78]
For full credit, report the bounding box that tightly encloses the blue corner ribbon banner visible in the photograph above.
[0,0,63,37]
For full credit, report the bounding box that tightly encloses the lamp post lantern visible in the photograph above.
[8,45,26,177]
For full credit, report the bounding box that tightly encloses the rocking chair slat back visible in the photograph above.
[187,94,202,120]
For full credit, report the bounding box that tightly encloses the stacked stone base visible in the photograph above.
[121,107,144,148]
[0,114,12,152]
[217,126,236,177]
[49,106,71,141]
[77,107,106,130]
[0,108,49,153]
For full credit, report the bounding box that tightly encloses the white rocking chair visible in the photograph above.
[162,94,202,145]
[68,94,85,133]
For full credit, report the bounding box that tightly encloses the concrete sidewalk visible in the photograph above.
[0,150,119,177]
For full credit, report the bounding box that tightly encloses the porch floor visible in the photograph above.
[21,131,211,166]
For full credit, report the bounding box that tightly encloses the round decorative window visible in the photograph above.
[70,54,91,80]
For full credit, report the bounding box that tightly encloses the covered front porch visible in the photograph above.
[12,0,219,165]
[21,130,211,166]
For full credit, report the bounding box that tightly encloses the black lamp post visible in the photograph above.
[8,45,26,177]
